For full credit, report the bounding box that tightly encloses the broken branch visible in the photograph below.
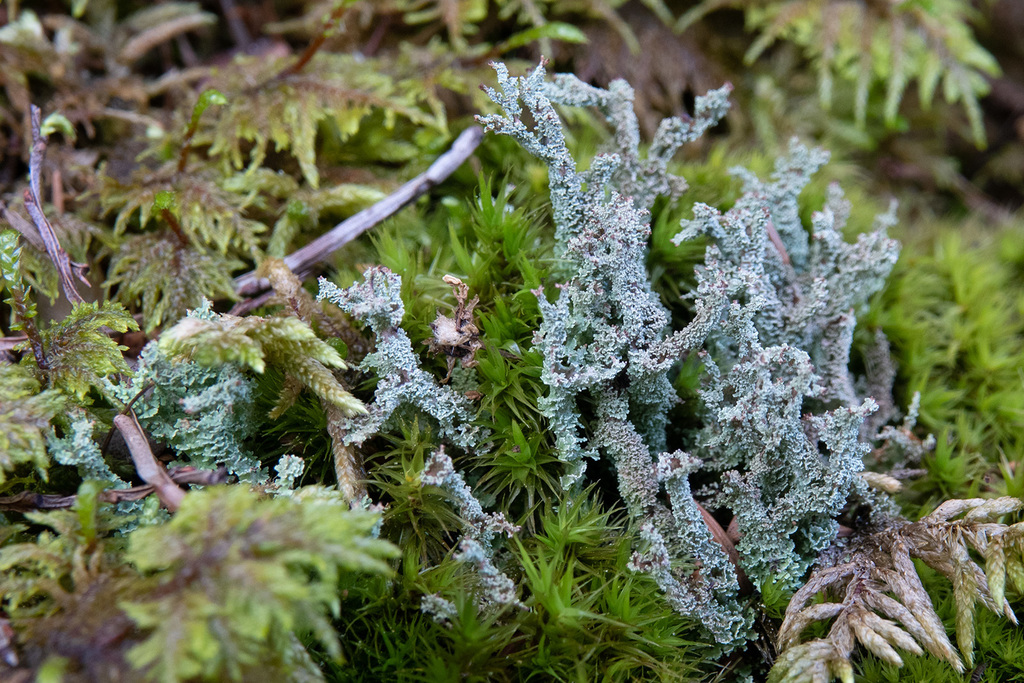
[0,466,227,512]
[25,105,88,305]
[233,126,483,300]
[114,412,186,511]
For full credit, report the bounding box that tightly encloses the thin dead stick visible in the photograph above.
[218,0,252,48]
[24,105,88,304]
[114,412,186,511]
[765,219,790,267]
[0,466,226,512]
[233,126,484,299]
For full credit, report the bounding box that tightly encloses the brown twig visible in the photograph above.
[0,466,227,512]
[0,618,17,668]
[114,412,186,511]
[233,126,483,305]
[118,14,215,64]
[25,105,87,305]
[765,219,790,267]
[0,335,28,352]
[0,201,44,250]
[161,207,189,245]
[101,381,156,457]
[227,289,274,317]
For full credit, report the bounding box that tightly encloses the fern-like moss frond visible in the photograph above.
[0,362,64,485]
[0,229,39,332]
[0,483,396,681]
[100,164,266,257]
[160,312,365,417]
[39,301,138,402]
[680,0,1000,146]
[771,497,1024,682]
[122,486,396,681]
[105,232,241,333]
[203,51,448,188]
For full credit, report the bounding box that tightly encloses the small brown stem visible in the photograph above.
[23,317,47,370]
[765,220,790,266]
[363,14,392,56]
[0,466,227,512]
[161,208,188,246]
[101,381,156,457]
[51,166,64,214]
[276,2,349,79]
[175,34,199,68]
[218,0,252,48]
[177,127,198,175]
[696,503,752,593]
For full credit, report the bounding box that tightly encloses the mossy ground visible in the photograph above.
[2,2,1024,681]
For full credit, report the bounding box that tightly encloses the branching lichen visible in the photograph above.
[478,60,750,645]
[476,60,914,654]
[422,446,523,610]
[317,267,484,451]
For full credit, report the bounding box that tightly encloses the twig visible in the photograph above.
[0,201,44,250]
[101,381,156,457]
[234,126,483,301]
[114,412,185,511]
[118,14,214,64]
[0,466,227,512]
[227,289,274,317]
[0,618,17,667]
[25,105,87,305]
[765,219,790,267]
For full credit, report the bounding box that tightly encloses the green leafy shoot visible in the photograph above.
[159,312,365,417]
[0,229,43,358]
[123,486,397,681]
[494,22,587,55]
[39,301,138,402]
[179,88,227,173]
[0,362,64,485]
[0,480,129,614]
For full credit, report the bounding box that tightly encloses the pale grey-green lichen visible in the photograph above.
[270,454,305,495]
[317,267,483,450]
[477,61,902,648]
[47,411,126,485]
[421,447,523,610]
[421,446,520,548]
[420,593,458,625]
[107,327,262,483]
[479,60,751,646]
